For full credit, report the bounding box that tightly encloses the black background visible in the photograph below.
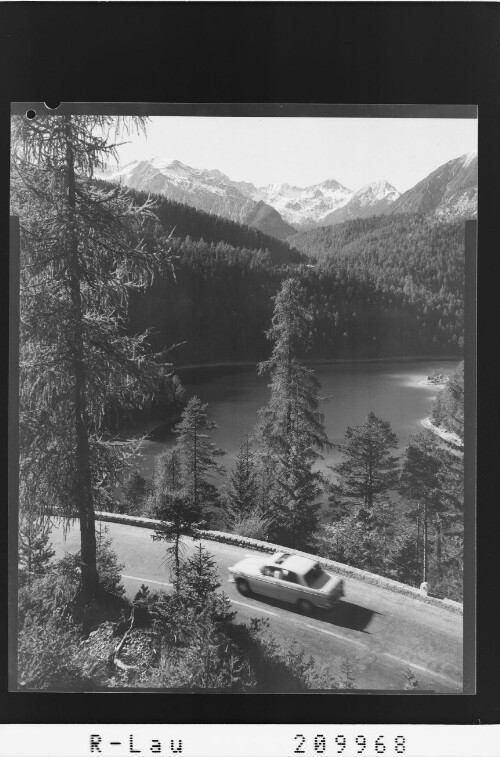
[1,1,499,727]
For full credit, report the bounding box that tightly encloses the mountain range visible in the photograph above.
[103,151,477,239]
[103,158,295,240]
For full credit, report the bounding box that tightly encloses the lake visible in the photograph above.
[131,358,459,480]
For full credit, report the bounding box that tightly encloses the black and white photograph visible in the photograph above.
[10,105,476,695]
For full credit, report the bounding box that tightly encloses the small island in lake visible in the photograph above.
[424,371,449,386]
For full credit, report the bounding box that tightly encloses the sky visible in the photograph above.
[113,116,477,193]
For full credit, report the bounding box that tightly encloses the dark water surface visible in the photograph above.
[135,359,459,479]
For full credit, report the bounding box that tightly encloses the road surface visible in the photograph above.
[50,520,463,693]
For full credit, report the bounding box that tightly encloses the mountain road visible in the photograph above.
[50,520,463,693]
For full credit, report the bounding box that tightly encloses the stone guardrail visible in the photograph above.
[95,511,463,615]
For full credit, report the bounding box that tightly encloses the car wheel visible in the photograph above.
[236,578,251,597]
[297,598,314,615]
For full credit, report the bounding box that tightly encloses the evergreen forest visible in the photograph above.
[118,188,465,364]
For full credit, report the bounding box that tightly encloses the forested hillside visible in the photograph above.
[94,184,466,365]
[290,215,465,350]
[128,238,282,362]
[96,180,304,265]
[289,215,465,303]
[128,237,464,364]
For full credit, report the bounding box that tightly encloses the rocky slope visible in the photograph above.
[384,152,477,220]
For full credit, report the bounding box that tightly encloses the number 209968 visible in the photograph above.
[294,734,406,755]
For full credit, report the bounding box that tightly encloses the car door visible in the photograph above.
[250,565,282,599]
[274,570,302,604]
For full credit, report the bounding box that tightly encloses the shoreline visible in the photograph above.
[175,355,462,372]
[118,356,461,441]
[421,417,463,450]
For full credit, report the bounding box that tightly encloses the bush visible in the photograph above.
[18,616,88,690]
[229,510,273,540]
[122,470,150,515]
[429,570,463,602]
[403,667,420,690]
[140,603,255,690]
[95,530,126,597]
[19,561,79,624]
[19,527,126,633]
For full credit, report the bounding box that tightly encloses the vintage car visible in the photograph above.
[228,551,344,614]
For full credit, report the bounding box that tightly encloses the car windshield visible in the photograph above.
[303,564,330,588]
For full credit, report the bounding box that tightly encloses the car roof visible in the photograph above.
[270,553,317,575]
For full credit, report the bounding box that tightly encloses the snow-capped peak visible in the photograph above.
[256,178,353,226]
[460,151,477,168]
[352,179,400,205]
[149,157,193,175]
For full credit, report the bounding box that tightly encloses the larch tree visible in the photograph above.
[12,114,176,615]
[257,278,330,550]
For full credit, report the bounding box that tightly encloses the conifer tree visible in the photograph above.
[257,278,330,550]
[252,442,279,513]
[332,412,399,511]
[225,435,259,518]
[399,431,443,583]
[436,444,464,583]
[149,447,203,581]
[152,491,202,582]
[12,114,175,612]
[18,515,55,587]
[123,470,149,515]
[387,530,422,586]
[179,543,221,611]
[149,448,182,515]
[174,396,225,518]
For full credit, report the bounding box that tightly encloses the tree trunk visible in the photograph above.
[423,498,428,583]
[26,526,32,588]
[416,509,421,582]
[366,446,373,508]
[285,342,292,440]
[174,532,180,584]
[64,116,99,614]
[436,517,442,578]
[193,418,198,511]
